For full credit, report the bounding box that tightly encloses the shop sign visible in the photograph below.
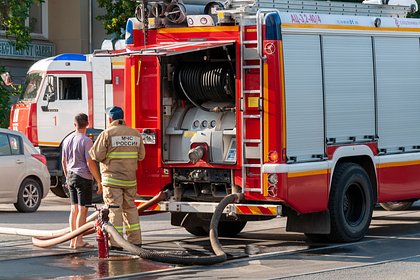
[0,39,54,60]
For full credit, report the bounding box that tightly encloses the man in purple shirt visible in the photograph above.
[62,113,102,249]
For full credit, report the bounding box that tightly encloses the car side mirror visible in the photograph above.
[1,72,13,86]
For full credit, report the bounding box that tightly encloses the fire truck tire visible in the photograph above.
[304,233,328,243]
[14,178,42,213]
[328,162,374,242]
[218,221,247,237]
[185,226,208,236]
[379,201,414,211]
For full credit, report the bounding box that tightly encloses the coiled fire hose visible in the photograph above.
[104,193,244,265]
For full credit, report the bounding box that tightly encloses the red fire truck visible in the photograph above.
[104,0,420,242]
[11,0,420,242]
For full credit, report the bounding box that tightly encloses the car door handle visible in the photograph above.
[15,159,24,164]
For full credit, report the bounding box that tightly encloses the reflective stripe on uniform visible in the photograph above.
[114,225,124,233]
[102,177,137,187]
[126,223,140,232]
[107,151,138,159]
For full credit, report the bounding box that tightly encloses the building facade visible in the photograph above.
[0,0,107,85]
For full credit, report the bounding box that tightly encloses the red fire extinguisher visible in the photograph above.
[96,207,110,259]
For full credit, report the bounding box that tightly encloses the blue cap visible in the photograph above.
[106,106,124,120]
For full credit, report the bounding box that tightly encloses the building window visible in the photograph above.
[26,0,48,37]
[0,1,47,35]
[29,2,42,34]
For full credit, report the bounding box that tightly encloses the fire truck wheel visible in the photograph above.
[328,162,374,242]
[185,221,247,237]
[304,233,328,243]
[379,201,414,211]
[218,221,247,237]
[185,226,208,236]
[14,178,42,213]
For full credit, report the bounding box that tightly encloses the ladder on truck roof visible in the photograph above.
[226,0,413,18]
[240,11,267,194]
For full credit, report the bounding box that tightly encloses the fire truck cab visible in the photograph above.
[9,53,124,199]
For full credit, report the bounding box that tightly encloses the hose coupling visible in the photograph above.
[188,145,205,163]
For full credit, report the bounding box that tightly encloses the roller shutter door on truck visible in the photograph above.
[375,37,420,153]
[322,36,375,144]
[283,34,325,162]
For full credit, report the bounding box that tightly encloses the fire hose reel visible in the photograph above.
[165,3,187,24]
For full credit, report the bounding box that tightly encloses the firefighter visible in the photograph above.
[89,106,145,249]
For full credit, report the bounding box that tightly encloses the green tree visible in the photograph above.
[0,0,43,50]
[96,0,137,40]
[0,0,43,128]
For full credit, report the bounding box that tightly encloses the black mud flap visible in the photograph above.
[286,210,331,234]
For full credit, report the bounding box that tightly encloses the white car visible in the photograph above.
[0,128,50,212]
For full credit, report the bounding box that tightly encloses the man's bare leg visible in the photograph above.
[69,204,79,249]
[74,206,89,248]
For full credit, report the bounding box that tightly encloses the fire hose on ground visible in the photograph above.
[0,192,244,265]
[0,190,167,240]
[105,193,244,265]
[32,221,96,247]
[0,211,98,238]
[0,188,165,240]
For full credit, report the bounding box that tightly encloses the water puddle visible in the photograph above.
[0,251,173,279]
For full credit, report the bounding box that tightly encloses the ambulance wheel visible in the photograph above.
[51,186,67,198]
[328,163,373,242]
[50,177,68,198]
[379,201,414,211]
[51,177,102,203]
[91,161,103,203]
[62,180,102,203]
[91,181,103,203]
